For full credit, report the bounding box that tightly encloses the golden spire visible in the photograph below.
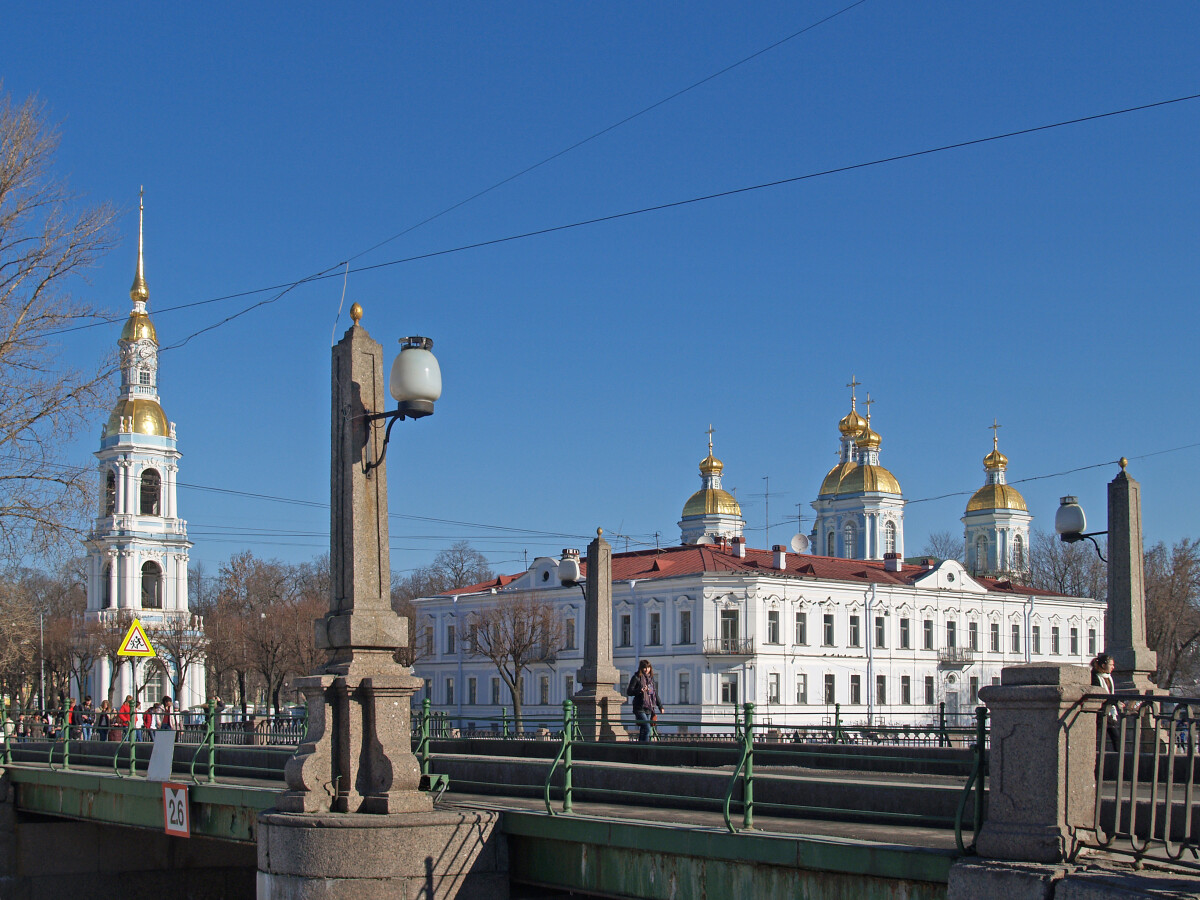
[838,376,867,437]
[983,419,1008,470]
[858,393,881,449]
[130,187,149,305]
[706,423,714,456]
[700,423,723,475]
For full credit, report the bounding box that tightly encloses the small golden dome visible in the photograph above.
[983,447,1008,470]
[120,311,158,344]
[699,453,724,476]
[682,488,742,518]
[818,461,856,498]
[837,464,902,496]
[857,425,882,450]
[104,398,169,438]
[838,408,867,437]
[966,483,1027,512]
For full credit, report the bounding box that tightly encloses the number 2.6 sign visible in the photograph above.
[163,782,191,838]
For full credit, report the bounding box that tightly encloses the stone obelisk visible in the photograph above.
[1107,459,1158,692]
[573,529,627,740]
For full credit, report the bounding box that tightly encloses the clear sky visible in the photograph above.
[6,2,1199,578]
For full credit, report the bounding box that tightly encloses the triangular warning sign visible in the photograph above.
[118,619,156,657]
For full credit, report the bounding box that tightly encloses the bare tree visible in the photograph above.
[92,609,134,704]
[0,88,118,562]
[148,613,208,705]
[469,595,564,730]
[1026,529,1108,603]
[1144,538,1200,689]
[392,541,493,602]
[920,530,964,563]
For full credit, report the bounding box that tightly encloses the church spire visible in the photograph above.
[130,187,149,306]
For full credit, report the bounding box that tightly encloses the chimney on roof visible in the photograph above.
[884,552,902,573]
[731,536,746,558]
[924,558,936,570]
[772,544,787,570]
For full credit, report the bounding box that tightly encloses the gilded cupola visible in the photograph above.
[966,425,1026,512]
[679,426,745,544]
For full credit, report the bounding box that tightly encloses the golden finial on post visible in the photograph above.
[597,527,603,537]
[350,303,363,324]
[130,186,149,304]
[1119,457,1128,470]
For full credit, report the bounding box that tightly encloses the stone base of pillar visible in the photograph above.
[573,688,627,742]
[974,821,1086,865]
[948,859,1070,900]
[257,809,507,899]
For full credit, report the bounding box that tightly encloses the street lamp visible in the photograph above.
[361,315,442,474]
[1054,495,1108,562]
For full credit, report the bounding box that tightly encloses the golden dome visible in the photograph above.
[838,408,867,437]
[699,453,724,476]
[818,461,857,498]
[682,488,742,518]
[983,447,1008,470]
[120,311,158,344]
[104,398,169,438]
[837,464,902,496]
[966,483,1027,512]
[857,425,882,450]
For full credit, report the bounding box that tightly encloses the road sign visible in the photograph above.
[117,618,156,657]
[163,782,190,838]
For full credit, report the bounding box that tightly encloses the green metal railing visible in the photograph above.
[954,706,989,853]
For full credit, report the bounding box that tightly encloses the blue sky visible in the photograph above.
[7,2,1199,576]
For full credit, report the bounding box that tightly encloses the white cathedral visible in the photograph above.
[409,384,1102,731]
[79,196,205,709]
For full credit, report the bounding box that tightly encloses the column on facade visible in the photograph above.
[125,462,137,515]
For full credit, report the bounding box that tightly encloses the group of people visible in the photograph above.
[11,694,176,742]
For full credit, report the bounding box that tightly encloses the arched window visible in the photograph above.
[842,523,856,559]
[141,561,163,609]
[104,470,116,516]
[884,521,897,554]
[827,530,835,556]
[140,469,161,516]
[1013,534,1025,570]
[974,536,988,573]
[142,662,167,704]
[103,562,113,607]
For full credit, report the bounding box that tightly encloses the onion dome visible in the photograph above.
[120,310,157,343]
[983,445,1008,470]
[856,424,882,450]
[966,483,1027,512]
[699,453,724,476]
[838,406,867,437]
[104,397,169,438]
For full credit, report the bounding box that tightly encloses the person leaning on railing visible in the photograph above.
[1091,653,1120,751]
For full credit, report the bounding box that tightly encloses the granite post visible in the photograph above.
[1106,460,1157,692]
[974,664,1100,864]
[573,529,626,741]
[259,306,506,899]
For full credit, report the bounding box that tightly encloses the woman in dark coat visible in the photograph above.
[626,659,664,743]
[1091,653,1120,751]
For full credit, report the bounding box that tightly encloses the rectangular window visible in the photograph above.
[491,678,501,705]
[923,619,934,650]
[875,675,886,706]
[1070,627,1079,656]
[1011,623,1021,653]
[795,611,808,645]
[1088,628,1097,656]
[446,677,455,705]
[469,623,479,653]
[990,622,1000,653]
[720,673,739,705]
[139,370,151,386]
[946,620,957,649]
[901,675,912,705]
[1051,626,1060,654]
[823,613,835,646]
[565,618,576,650]
[924,675,935,706]
[565,675,574,698]
[849,615,861,647]
[619,614,631,647]
[1032,625,1041,655]
[874,615,886,649]
[968,621,979,651]
[823,674,835,705]
[539,675,550,705]
[900,618,911,649]
[679,609,692,644]
[768,673,781,704]
[969,676,980,706]
[991,676,1000,686]
[796,674,808,704]
[767,610,781,644]
[424,626,434,656]
[648,612,661,646]
[423,678,432,701]
[467,677,477,705]
[720,610,739,650]
[678,671,690,705]
[850,675,862,705]
[446,624,456,655]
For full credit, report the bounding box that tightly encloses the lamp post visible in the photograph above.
[1054,457,1157,692]
[39,610,45,712]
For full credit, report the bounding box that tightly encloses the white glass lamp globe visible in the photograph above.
[1054,496,1087,537]
[389,337,442,418]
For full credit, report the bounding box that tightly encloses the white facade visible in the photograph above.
[80,198,204,709]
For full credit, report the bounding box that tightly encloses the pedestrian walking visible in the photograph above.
[627,659,665,743]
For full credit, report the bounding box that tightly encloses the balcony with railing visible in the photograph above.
[937,646,977,667]
[703,637,755,657]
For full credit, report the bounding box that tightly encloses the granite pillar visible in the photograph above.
[1106,460,1158,692]
[573,529,626,741]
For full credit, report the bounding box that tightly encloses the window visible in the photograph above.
[874,615,886,649]
[678,671,690,704]
[468,677,477,705]
[876,675,886,706]
[901,675,912,705]
[827,530,835,555]
[1051,626,1060,654]
[648,612,661,646]
[102,563,112,607]
[141,561,162,609]
[446,624,456,655]
[923,619,934,650]
[139,469,161,516]
[990,622,1000,653]
[423,678,432,701]
[796,674,808,704]
[885,520,897,554]
[849,615,861,647]
[767,610,780,644]
[850,675,861,705]
[768,673,781,704]
[969,676,979,705]
[823,613,835,646]
[143,665,166,703]
[924,676,935,705]
[1011,623,1021,653]
[900,618,911,649]
[619,614,631,647]
[719,609,739,650]
[1088,628,1097,656]
[565,675,574,698]
[843,523,856,559]
[1070,627,1079,656]
[139,369,151,386]
[679,609,692,644]
[968,621,979,651]
[469,623,479,653]
[491,678,501,705]
[564,618,576,650]
[104,470,116,516]
[991,676,1000,687]
[539,676,550,705]
[823,674,835,705]
[720,673,738,705]
[1031,625,1041,655]
[1014,534,1026,570]
[424,626,434,656]
[794,611,807,645]
[446,678,455,705]
[946,620,957,649]
[974,536,988,573]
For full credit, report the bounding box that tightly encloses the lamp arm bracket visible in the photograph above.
[362,410,405,475]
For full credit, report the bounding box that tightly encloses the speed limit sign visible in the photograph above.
[163,782,191,838]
